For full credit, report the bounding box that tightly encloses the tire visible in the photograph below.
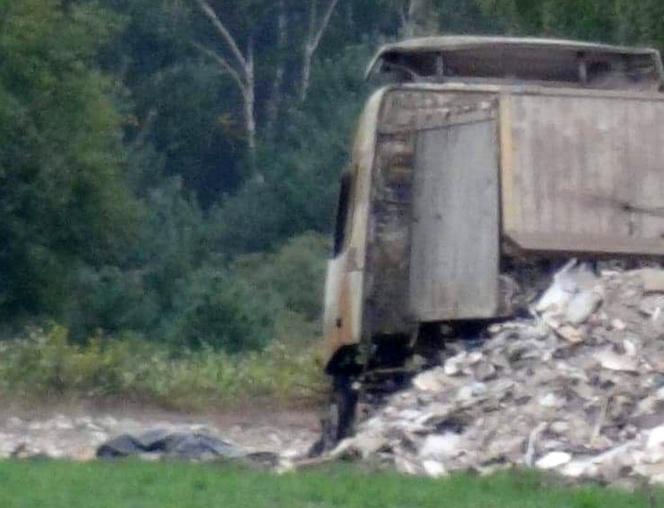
[307,374,358,457]
[332,374,358,442]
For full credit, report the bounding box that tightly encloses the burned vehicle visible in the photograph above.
[321,36,664,440]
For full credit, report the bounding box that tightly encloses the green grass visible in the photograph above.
[0,461,658,508]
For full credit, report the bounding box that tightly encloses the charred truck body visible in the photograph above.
[322,36,664,439]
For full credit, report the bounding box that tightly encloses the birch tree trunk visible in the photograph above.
[266,0,287,139]
[244,37,257,171]
[194,0,258,177]
[405,0,438,37]
[300,0,339,102]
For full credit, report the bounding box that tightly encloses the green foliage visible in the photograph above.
[0,464,660,508]
[214,45,372,254]
[64,187,328,351]
[476,0,664,46]
[2,0,664,361]
[0,0,137,321]
[231,233,329,346]
[164,232,329,351]
[233,233,329,322]
[166,267,273,352]
[0,326,324,409]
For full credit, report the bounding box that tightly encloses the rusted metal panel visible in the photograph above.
[502,92,664,256]
[379,101,497,134]
[363,130,417,336]
[367,37,663,90]
[323,254,353,359]
[409,115,500,321]
[364,90,498,335]
[379,90,496,135]
[323,89,388,365]
[506,232,664,256]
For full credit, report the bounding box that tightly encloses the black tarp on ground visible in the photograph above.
[97,430,247,460]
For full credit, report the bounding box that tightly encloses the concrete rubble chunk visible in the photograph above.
[536,451,572,470]
[611,319,627,331]
[419,433,462,461]
[638,269,664,294]
[328,263,664,487]
[566,289,603,326]
[647,425,664,449]
[422,459,447,478]
[596,349,639,372]
[443,353,467,377]
[538,393,565,409]
[535,260,580,314]
[413,367,447,392]
[554,324,584,344]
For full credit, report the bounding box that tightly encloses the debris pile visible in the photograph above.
[332,262,664,486]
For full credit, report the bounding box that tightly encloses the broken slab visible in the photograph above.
[638,269,664,294]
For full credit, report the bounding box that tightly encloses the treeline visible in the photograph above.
[1,0,663,352]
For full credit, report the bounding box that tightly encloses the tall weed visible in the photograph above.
[0,326,326,410]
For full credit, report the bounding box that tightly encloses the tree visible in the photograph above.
[475,0,664,45]
[213,45,372,254]
[406,0,439,36]
[0,0,137,322]
[300,0,340,102]
[265,0,288,136]
[193,0,259,172]
[377,0,440,37]
[98,0,245,206]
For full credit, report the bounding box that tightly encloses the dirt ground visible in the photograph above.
[0,400,322,460]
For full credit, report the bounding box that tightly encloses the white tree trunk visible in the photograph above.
[300,45,314,103]
[406,0,438,37]
[266,0,287,138]
[244,37,257,175]
[194,0,259,177]
[300,0,339,102]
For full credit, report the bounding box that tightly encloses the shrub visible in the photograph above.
[0,326,326,409]
[233,233,329,322]
[165,266,275,352]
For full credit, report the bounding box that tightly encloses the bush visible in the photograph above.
[232,232,329,323]
[157,231,329,352]
[55,173,329,353]
[165,266,275,352]
[0,326,326,409]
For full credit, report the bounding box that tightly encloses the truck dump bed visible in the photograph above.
[368,84,664,332]
[325,37,664,366]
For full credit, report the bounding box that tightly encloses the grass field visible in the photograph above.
[0,461,660,508]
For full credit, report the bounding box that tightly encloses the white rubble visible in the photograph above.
[536,451,572,470]
[331,261,664,487]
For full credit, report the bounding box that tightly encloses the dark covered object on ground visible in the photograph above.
[97,430,247,460]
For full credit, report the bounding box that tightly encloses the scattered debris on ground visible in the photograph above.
[0,409,317,463]
[8,262,664,487]
[330,261,664,488]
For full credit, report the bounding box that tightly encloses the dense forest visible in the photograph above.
[2,0,664,352]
